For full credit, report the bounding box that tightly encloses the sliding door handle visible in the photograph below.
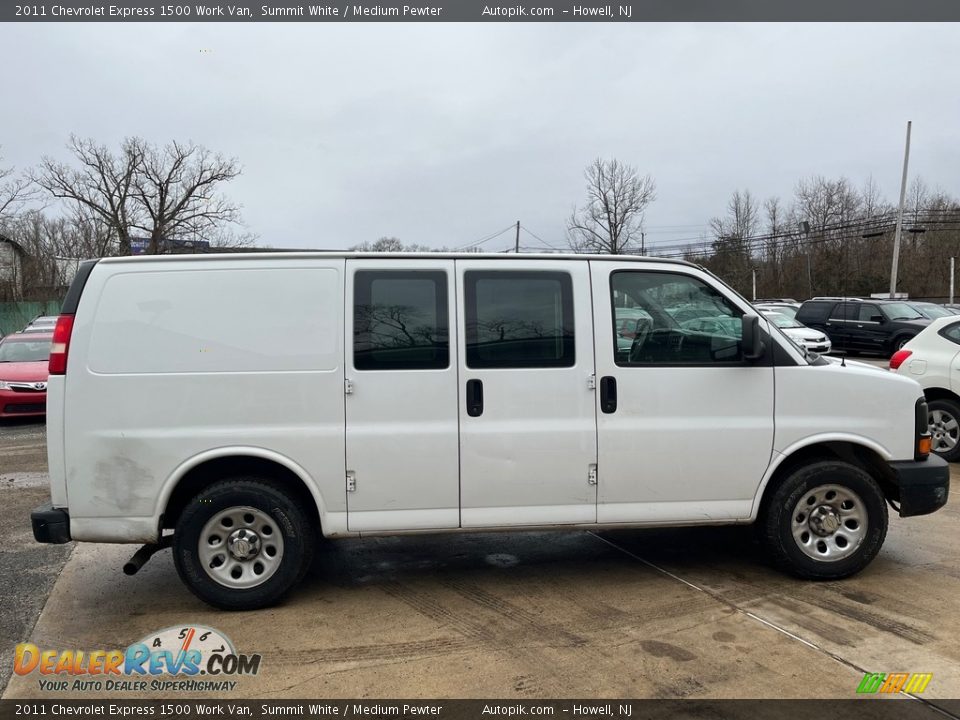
[466,379,484,417]
[599,376,618,414]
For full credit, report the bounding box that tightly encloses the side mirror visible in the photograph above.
[741,314,765,361]
[870,314,884,323]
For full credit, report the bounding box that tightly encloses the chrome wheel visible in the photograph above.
[929,409,959,453]
[198,506,284,589]
[790,484,867,562]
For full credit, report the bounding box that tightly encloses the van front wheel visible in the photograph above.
[760,461,888,580]
[173,478,313,610]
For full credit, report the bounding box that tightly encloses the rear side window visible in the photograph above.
[464,271,574,368]
[87,268,341,373]
[797,301,830,322]
[830,302,857,321]
[940,323,960,345]
[353,271,449,370]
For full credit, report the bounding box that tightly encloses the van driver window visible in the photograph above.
[611,271,744,365]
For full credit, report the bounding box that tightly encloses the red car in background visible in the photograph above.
[0,332,53,418]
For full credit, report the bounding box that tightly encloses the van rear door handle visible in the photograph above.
[466,379,484,417]
[599,376,618,414]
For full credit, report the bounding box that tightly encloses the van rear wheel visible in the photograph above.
[760,461,888,580]
[173,478,313,610]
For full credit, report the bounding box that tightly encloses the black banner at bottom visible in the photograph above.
[2,700,960,720]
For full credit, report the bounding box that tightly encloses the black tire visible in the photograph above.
[927,398,960,462]
[893,335,913,352]
[760,460,888,580]
[173,477,314,610]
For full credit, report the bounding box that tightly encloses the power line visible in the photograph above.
[519,224,561,251]
[454,223,518,251]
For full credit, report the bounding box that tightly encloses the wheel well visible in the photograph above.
[759,441,899,516]
[162,456,321,531]
[922,386,960,407]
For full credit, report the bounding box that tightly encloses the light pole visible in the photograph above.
[890,121,912,298]
[951,257,956,305]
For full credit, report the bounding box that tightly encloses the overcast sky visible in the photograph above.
[2,23,959,252]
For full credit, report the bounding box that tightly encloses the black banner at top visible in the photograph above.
[3,0,960,22]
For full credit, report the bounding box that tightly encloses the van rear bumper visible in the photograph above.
[889,456,950,517]
[32,504,72,544]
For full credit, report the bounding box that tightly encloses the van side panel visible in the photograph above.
[64,258,346,542]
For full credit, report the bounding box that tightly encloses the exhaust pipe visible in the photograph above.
[123,536,172,576]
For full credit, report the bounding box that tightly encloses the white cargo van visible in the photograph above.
[32,253,949,610]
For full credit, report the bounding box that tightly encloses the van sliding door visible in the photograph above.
[456,259,599,527]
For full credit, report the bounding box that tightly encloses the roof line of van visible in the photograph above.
[96,251,701,268]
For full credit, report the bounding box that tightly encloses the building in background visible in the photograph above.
[0,234,26,301]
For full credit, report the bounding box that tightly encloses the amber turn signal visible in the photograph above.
[917,436,932,458]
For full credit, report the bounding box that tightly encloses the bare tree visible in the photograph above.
[567,158,656,254]
[132,140,243,254]
[34,136,141,254]
[35,136,244,255]
[350,237,434,252]
[708,190,760,289]
[0,150,38,230]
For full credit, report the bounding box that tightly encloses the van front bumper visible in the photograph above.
[889,456,950,517]
[31,504,71,544]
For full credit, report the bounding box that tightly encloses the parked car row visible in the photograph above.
[0,332,52,418]
[0,315,57,418]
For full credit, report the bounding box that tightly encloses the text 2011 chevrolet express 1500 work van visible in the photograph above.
[31,253,949,610]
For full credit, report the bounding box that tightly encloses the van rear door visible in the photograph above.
[344,259,460,532]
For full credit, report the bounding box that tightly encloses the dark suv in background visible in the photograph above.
[795,298,930,355]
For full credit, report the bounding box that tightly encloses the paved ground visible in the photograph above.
[0,419,72,695]
[4,370,959,709]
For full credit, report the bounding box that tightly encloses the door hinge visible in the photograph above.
[587,464,598,486]
[346,470,357,493]
[344,378,354,395]
[587,374,596,390]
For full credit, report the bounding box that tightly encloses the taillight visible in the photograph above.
[916,397,931,461]
[890,349,912,370]
[49,315,75,375]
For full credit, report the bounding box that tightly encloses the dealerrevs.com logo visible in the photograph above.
[15,625,261,693]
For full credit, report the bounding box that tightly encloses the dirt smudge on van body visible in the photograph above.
[92,452,155,514]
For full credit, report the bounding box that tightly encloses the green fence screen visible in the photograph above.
[0,300,63,336]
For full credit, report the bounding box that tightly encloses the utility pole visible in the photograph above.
[890,121,912,299]
[752,268,757,302]
[641,231,646,255]
[799,221,812,298]
[515,221,520,253]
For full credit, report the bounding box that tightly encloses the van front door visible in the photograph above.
[456,259,598,527]
[591,262,775,523]
[345,259,459,532]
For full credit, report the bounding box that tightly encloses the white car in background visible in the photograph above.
[758,308,832,354]
[755,301,800,320]
[891,315,960,461]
